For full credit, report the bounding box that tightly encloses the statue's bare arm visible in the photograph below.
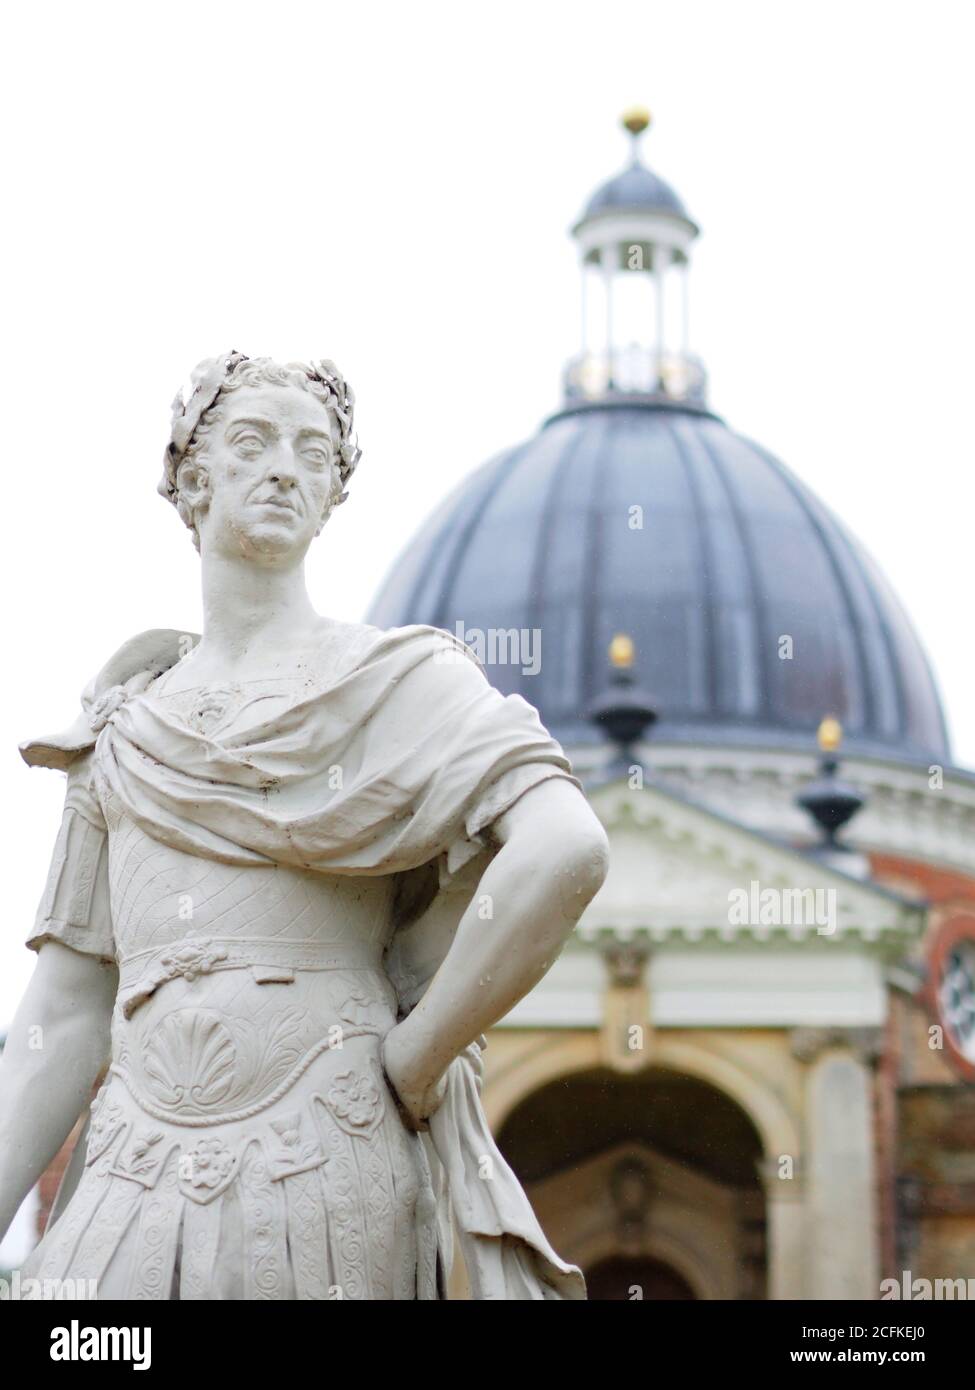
[0,942,117,1241]
[382,777,609,1125]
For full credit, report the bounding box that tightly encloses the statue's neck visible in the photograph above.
[197,549,321,664]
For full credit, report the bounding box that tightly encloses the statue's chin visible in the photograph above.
[229,518,312,565]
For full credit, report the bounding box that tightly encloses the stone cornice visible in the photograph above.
[574,742,975,880]
[789,1025,885,1065]
[576,919,918,951]
[580,779,925,952]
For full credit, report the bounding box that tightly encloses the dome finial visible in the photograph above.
[818,715,843,753]
[622,106,651,137]
[622,107,651,163]
[589,635,658,773]
[609,632,635,669]
[797,717,865,849]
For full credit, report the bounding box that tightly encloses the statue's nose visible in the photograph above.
[268,446,298,486]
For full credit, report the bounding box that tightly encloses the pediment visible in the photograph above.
[579,777,923,949]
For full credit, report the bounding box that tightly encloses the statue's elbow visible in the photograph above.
[499,780,609,908]
[558,819,610,908]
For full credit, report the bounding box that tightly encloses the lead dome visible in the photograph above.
[368,114,949,766]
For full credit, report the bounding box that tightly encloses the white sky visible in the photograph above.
[1,0,973,1028]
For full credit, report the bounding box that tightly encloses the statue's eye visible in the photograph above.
[234,434,264,454]
[302,446,329,468]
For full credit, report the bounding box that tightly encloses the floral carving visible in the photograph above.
[109,1126,172,1190]
[270,1113,303,1150]
[182,1138,235,1190]
[119,937,229,1019]
[158,937,228,983]
[267,1110,326,1180]
[124,1128,164,1173]
[117,1130,165,1177]
[325,1069,383,1136]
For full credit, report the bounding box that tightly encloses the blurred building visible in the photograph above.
[367,111,975,1300]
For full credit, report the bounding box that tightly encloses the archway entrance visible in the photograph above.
[585,1254,697,1301]
[496,1066,767,1300]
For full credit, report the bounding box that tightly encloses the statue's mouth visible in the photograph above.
[255,497,297,515]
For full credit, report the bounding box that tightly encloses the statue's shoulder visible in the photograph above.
[346,621,488,703]
[19,621,481,771]
[82,628,201,698]
[345,619,482,670]
[20,627,199,771]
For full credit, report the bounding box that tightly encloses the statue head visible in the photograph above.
[159,352,361,560]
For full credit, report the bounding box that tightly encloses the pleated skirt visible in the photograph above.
[22,1039,442,1300]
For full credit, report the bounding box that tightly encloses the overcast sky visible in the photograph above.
[1,0,973,1028]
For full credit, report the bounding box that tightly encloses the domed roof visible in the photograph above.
[582,160,692,224]
[367,402,949,763]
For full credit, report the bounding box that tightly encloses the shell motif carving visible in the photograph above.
[137,1006,310,1115]
[142,1010,237,1110]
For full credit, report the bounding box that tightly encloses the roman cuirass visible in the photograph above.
[104,804,401,1124]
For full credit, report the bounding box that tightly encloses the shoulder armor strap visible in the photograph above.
[19,628,200,771]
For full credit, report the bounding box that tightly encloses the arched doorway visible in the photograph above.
[586,1255,697,1301]
[496,1066,767,1299]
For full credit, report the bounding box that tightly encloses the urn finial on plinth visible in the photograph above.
[797,716,866,848]
[589,633,657,779]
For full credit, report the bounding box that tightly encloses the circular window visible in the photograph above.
[937,937,975,1064]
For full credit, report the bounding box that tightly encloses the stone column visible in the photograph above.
[757,1157,805,1300]
[602,245,615,385]
[599,944,651,1073]
[654,245,670,382]
[793,1028,883,1300]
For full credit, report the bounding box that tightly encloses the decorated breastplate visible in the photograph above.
[111,938,398,1125]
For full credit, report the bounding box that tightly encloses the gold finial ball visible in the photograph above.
[622,107,651,137]
[817,716,843,753]
[609,633,636,669]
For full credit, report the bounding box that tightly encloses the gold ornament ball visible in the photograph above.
[609,633,636,669]
[622,107,651,137]
[817,716,843,753]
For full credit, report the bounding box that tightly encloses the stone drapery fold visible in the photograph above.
[21,621,585,1299]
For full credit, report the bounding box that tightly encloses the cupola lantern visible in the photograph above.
[565,110,705,407]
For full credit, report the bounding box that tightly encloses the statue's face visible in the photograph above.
[190,383,339,562]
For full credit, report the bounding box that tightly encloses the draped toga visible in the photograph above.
[18,621,585,1300]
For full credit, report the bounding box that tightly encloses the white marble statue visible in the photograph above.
[0,353,608,1299]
